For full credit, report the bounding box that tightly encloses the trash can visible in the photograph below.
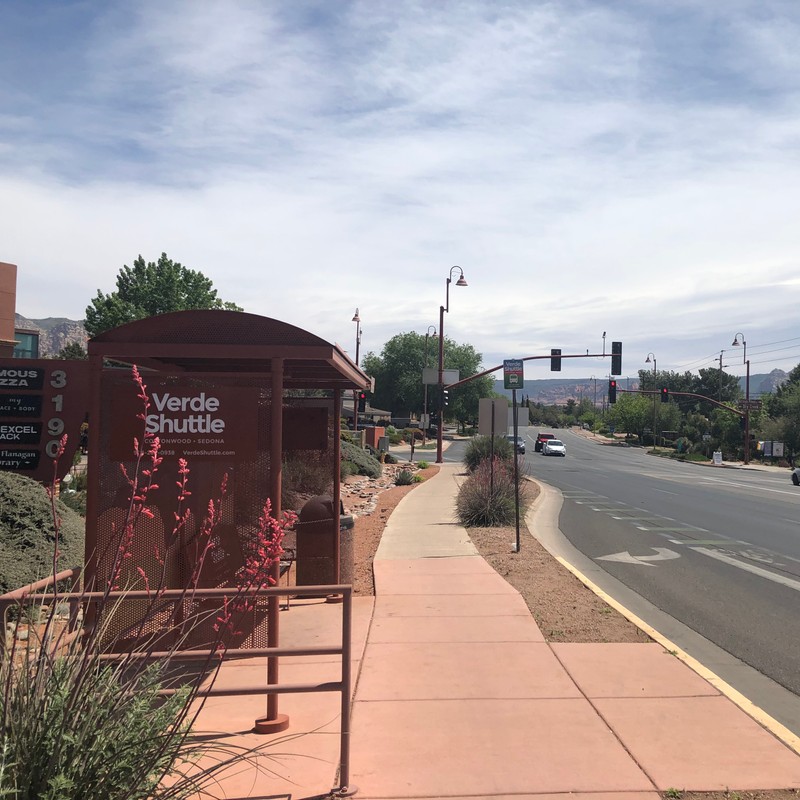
[295,495,354,588]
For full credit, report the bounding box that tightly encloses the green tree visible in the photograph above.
[692,367,741,407]
[362,332,494,423]
[84,253,242,337]
[607,392,652,441]
[446,342,495,430]
[763,380,800,459]
[711,407,745,459]
[56,341,87,359]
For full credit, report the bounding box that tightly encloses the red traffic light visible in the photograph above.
[608,379,617,403]
[660,387,669,403]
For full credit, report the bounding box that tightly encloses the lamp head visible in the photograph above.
[645,354,652,364]
[449,265,468,286]
[352,308,360,323]
[732,334,744,347]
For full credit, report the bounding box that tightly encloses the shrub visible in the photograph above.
[412,474,424,483]
[403,428,423,442]
[0,472,85,595]
[340,460,359,479]
[395,469,414,486]
[282,454,332,510]
[417,460,429,469]
[456,457,531,527]
[384,452,397,464]
[58,487,87,517]
[463,435,513,473]
[341,439,382,478]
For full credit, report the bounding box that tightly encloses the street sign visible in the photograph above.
[737,399,762,410]
[478,397,508,437]
[422,367,459,385]
[503,359,524,389]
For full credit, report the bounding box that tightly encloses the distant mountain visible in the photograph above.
[493,378,640,405]
[494,370,788,405]
[751,369,787,395]
[15,314,88,357]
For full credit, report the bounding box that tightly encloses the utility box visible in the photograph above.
[295,495,354,589]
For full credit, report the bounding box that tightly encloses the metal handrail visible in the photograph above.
[0,579,355,797]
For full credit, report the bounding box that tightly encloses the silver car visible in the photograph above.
[542,439,566,456]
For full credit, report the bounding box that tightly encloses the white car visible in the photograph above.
[542,439,566,456]
[792,468,800,486]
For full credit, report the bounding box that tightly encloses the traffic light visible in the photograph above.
[660,387,669,403]
[550,348,561,372]
[608,379,617,404]
[357,391,367,412]
[611,341,622,375]
[442,388,450,407]
[739,415,747,430]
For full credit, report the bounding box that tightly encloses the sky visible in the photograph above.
[2,0,800,382]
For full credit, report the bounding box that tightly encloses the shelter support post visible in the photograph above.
[255,358,289,733]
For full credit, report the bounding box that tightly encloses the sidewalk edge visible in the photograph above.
[555,553,800,754]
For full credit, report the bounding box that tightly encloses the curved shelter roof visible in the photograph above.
[88,310,370,390]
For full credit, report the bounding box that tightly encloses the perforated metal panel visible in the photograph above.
[94,370,281,650]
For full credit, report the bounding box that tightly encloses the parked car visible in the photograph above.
[505,434,525,454]
[535,432,555,452]
[542,438,566,456]
[791,467,800,486]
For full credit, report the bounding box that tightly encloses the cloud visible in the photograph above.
[2,0,800,379]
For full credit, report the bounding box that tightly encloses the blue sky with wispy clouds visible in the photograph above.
[3,0,800,379]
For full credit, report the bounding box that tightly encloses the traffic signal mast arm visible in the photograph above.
[445,351,614,391]
[617,388,745,417]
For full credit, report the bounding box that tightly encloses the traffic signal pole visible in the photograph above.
[444,351,613,391]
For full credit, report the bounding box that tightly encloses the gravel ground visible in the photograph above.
[348,463,647,643]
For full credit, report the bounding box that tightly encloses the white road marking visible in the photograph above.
[698,475,799,497]
[635,525,708,532]
[691,547,800,593]
[597,547,681,566]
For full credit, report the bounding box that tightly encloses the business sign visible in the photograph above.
[759,440,785,458]
[110,379,259,461]
[503,359,524,390]
[0,394,42,417]
[0,359,90,482]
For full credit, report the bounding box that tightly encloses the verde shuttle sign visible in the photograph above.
[503,359,524,390]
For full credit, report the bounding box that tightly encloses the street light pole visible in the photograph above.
[352,309,361,431]
[645,352,657,450]
[732,333,750,465]
[423,325,436,443]
[437,266,468,463]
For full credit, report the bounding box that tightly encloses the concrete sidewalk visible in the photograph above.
[192,461,800,799]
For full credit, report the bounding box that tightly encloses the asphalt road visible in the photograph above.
[521,425,800,732]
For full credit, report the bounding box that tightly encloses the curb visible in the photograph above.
[526,478,800,755]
